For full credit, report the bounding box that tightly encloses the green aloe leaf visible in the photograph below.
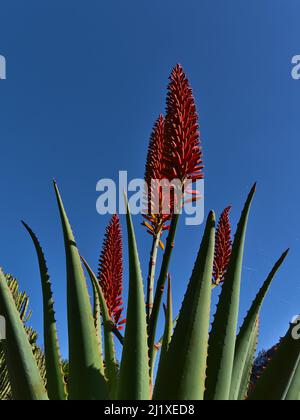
[285,354,300,400]
[249,322,300,400]
[205,184,256,400]
[22,221,67,401]
[155,275,173,383]
[237,316,259,400]
[81,257,118,397]
[151,314,179,380]
[117,196,150,400]
[230,249,289,400]
[154,211,215,400]
[0,269,48,400]
[53,181,108,400]
[89,261,103,354]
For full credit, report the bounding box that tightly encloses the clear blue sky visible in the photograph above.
[0,0,299,360]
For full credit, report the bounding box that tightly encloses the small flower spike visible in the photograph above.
[98,214,125,329]
[213,206,232,285]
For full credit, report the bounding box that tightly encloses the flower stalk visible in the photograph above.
[146,232,162,324]
[148,213,180,373]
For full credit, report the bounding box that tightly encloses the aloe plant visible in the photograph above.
[0,64,297,400]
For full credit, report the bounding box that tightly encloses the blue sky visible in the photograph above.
[0,0,300,360]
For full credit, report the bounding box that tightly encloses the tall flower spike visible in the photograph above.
[98,214,125,329]
[164,64,204,183]
[213,206,232,285]
[143,115,172,236]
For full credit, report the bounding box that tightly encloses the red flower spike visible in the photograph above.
[143,115,172,234]
[98,214,125,329]
[213,206,232,285]
[163,64,204,183]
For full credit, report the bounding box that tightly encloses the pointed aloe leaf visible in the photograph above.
[90,264,102,349]
[249,322,300,400]
[162,275,173,354]
[151,314,179,379]
[230,249,289,400]
[237,316,259,400]
[81,257,118,396]
[154,211,216,400]
[0,269,48,400]
[285,356,300,400]
[117,196,150,400]
[155,275,173,384]
[53,181,108,400]
[22,221,67,401]
[205,184,256,400]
